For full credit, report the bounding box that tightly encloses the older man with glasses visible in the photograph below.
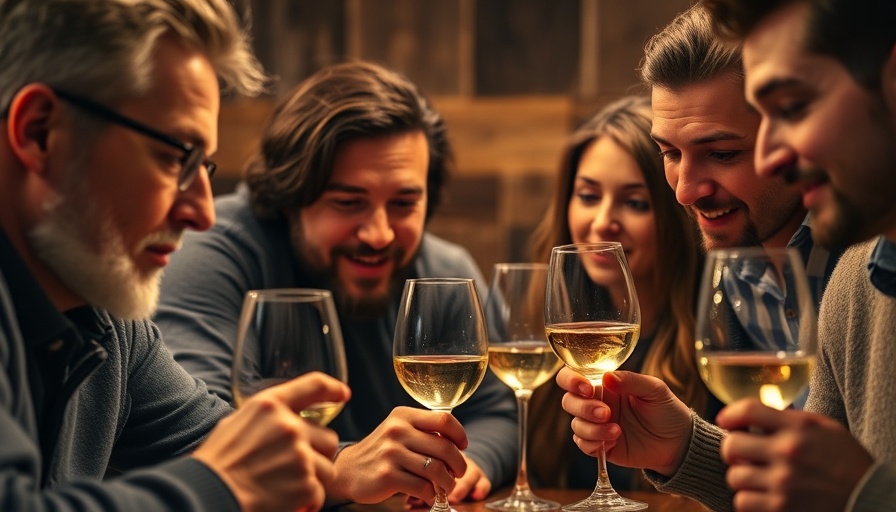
[0,1,350,511]
[52,89,217,191]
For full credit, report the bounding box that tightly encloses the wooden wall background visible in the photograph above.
[217,0,693,275]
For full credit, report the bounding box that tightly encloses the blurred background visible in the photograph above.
[217,0,693,273]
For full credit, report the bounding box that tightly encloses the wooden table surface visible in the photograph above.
[339,488,710,511]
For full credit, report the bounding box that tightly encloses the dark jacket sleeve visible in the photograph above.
[154,224,263,403]
[0,279,239,510]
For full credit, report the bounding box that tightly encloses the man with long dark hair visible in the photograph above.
[155,61,517,505]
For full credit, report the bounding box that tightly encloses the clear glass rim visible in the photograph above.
[404,277,474,285]
[492,262,549,270]
[245,288,333,302]
[706,246,800,259]
[552,241,623,254]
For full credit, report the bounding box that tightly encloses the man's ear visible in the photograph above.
[5,83,59,176]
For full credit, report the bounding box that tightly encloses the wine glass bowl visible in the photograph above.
[231,288,348,425]
[695,247,817,410]
[484,263,562,512]
[545,243,646,512]
[393,278,489,512]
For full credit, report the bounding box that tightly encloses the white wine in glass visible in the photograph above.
[393,355,487,410]
[231,288,348,425]
[695,247,817,410]
[484,263,561,512]
[545,243,646,512]
[393,278,489,512]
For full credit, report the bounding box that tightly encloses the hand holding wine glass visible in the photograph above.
[231,288,349,425]
[204,288,349,511]
[484,263,561,512]
[545,242,645,511]
[695,247,817,410]
[393,278,489,512]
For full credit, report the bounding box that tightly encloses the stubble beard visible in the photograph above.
[785,165,871,249]
[813,189,868,249]
[698,222,761,252]
[688,203,761,251]
[691,195,802,251]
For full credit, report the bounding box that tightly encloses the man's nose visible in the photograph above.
[356,207,395,250]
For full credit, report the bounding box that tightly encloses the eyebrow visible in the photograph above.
[576,176,646,190]
[325,183,425,195]
[752,77,803,102]
[651,130,747,147]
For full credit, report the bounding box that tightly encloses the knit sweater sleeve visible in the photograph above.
[643,411,734,511]
[809,239,896,511]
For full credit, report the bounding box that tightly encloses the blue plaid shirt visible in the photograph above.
[726,215,843,351]
[868,236,896,296]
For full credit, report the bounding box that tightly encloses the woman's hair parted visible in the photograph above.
[528,96,709,488]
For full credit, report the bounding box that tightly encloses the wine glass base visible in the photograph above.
[485,491,560,511]
[561,491,647,512]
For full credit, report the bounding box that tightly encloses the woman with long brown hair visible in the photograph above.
[528,95,719,490]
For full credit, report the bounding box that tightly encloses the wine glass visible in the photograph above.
[545,242,645,512]
[484,263,562,512]
[393,278,489,512]
[231,288,348,425]
[695,247,817,410]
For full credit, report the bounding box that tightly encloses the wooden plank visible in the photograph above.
[474,0,580,95]
[430,95,572,176]
[216,95,573,179]
[215,98,274,178]
[351,0,463,95]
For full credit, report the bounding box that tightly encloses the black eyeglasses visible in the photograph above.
[53,89,216,192]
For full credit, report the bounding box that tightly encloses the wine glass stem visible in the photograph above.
[432,486,450,512]
[512,390,534,494]
[594,382,615,494]
[431,409,452,512]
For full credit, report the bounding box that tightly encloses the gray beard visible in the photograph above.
[27,181,163,320]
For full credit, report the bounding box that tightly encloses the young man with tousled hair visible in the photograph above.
[556,1,896,510]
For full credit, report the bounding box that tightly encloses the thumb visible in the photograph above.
[263,371,351,414]
[603,370,674,403]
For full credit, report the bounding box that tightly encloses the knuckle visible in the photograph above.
[245,393,280,414]
[431,411,452,429]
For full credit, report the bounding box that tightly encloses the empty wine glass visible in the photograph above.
[545,243,645,511]
[484,263,562,512]
[231,288,348,425]
[695,247,817,410]
[393,278,489,512]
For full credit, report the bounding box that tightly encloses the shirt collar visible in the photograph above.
[868,237,896,297]
[0,229,75,349]
[787,214,813,249]
[0,229,112,348]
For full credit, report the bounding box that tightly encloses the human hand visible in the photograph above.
[717,399,874,512]
[557,368,693,476]
[403,454,490,508]
[327,406,469,504]
[193,372,351,512]
[446,454,490,502]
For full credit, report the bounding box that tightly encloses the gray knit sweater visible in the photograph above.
[646,238,896,511]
